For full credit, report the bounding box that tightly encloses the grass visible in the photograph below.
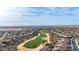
[23,31,46,48]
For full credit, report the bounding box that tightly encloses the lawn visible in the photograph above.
[23,31,46,48]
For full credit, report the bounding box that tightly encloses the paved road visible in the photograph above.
[71,38,79,51]
[0,32,8,42]
[51,30,68,37]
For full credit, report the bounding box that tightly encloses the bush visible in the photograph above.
[42,40,47,43]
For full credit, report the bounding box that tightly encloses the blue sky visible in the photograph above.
[0,7,79,26]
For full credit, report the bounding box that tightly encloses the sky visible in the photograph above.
[0,7,79,26]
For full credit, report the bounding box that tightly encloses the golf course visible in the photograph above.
[17,30,50,51]
[23,31,46,48]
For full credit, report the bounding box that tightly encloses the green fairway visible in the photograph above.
[23,31,46,48]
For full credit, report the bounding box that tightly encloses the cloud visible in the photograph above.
[1,7,79,26]
[25,7,79,16]
[2,7,79,17]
